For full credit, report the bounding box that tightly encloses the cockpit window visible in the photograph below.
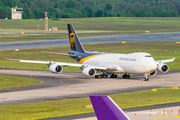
[145,55,152,57]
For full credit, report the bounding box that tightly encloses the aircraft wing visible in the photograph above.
[5,58,82,67]
[156,57,175,64]
[5,58,123,71]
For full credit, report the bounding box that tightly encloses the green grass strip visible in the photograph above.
[1,17,180,33]
[0,88,180,120]
[0,75,42,90]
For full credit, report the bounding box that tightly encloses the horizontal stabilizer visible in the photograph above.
[89,95,130,120]
[41,51,75,57]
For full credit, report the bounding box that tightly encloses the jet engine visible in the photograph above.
[49,64,63,74]
[82,67,96,77]
[157,64,169,73]
[150,70,157,76]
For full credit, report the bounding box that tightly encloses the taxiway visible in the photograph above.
[0,69,179,105]
[0,32,180,50]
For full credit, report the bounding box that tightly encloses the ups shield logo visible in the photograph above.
[70,33,75,47]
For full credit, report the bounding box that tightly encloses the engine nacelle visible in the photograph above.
[49,64,63,74]
[82,67,96,77]
[157,64,169,73]
[150,70,157,76]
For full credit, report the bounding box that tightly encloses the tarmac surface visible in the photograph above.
[0,32,180,50]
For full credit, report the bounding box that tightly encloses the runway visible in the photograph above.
[0,32,180,50]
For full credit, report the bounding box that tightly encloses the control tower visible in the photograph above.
[11,7,23,19]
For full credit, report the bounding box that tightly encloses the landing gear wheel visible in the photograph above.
[122,73,130,79]
[102,74,108,78]
[110,74,117,78]
[144,73,149,81]
[144,77,149,81]
[95,75,102,78]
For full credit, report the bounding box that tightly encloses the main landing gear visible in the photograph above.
[122,73,130,78]
[110,73,117,78]
[95,73,118,78]
[95,74,108,78]
[144,73,149,81]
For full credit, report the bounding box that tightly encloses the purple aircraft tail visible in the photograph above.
[89,95,131,120]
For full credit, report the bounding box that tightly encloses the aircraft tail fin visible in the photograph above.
[89,95,130,120]
[67,24,85,53]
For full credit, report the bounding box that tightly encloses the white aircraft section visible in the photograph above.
[80,52,158,74]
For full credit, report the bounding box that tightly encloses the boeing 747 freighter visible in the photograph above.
[6,24,175,81]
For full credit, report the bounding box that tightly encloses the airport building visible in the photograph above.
[11,7,23,19]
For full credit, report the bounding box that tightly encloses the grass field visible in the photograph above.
[0,75,42,90]
[0,17,180,43]
[1,42,179,72]
[1,17,180,33]
[0,88,180,120]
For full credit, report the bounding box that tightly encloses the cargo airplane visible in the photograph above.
[6,24,175,81]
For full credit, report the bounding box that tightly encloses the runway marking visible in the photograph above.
[154,115,180,118]
[103,79,119,87]
[159,76,180,82]
[113,80,118,84]
[150,36,156,40]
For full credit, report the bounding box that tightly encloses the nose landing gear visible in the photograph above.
[144,73,149,81]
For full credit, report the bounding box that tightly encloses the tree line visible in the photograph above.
[0,0,179,19]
